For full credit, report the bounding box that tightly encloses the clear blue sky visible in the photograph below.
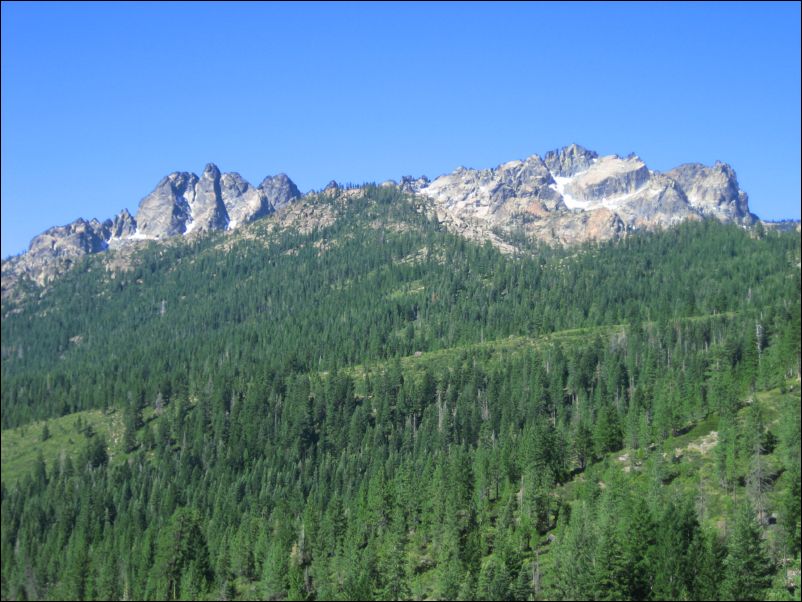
[2,1,800,258]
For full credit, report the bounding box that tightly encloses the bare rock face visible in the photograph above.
[135,172,198,239]
[666,162,755,224]
[27,218,111,259]
[544,143,599,177]
[416,144,757,249]
[110,209,137,239]
[186,163,230,233]
[420,154,564,224]
[2,165,304,302]
[563,156,650,201]
[220,172,271,228]
[259,174,301,211]
[2,217,113,294]
[132,167,302,239]
[1,147,761,302]
[399,175,430,193]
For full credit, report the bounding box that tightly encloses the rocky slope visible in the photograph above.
[411,144,757,247]
[1,146,761,301]
[2,164,301,297]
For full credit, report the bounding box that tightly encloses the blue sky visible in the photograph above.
[2,1,800,257]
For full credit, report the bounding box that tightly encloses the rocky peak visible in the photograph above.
[188,163,229,233]
[110,209,137,239]
[563,155,650,202]
[323,180,341,193]
[1,149,762,303]
[416,144,758,248]
[136,172,197,238]
[399,175,429,193]
[665,162,754,223]
[544,143,599,177]
[1,217,113,292]
[259,173,301,211]
[221,172,268,227]
[27,218,110,258]
[202,162,221,179]
[1,165,305,302]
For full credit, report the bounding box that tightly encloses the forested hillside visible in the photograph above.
[1,187,800,600]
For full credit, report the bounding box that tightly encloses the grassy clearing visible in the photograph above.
[1,408,127,484]
[347,324,624,394]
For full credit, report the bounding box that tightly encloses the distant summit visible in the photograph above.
[1,146,761,299]
[411,144,756,247]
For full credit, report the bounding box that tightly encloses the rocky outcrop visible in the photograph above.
[135,172,198,239]
[419,154,564,223]
[666,162,755,224]
[259,174,301,211]
[1,147,762,302]
[28,218,111,258]
[187,164,229,233]
[110,209,137,240]
[2,165,302,302]
[1,218,112,291]
[221,172,269,227]
[414,145,757,248]
[544,143,599,177]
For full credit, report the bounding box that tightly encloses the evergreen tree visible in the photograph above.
[722,503,774,601]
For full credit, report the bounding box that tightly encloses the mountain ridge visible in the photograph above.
[0,144,766,300]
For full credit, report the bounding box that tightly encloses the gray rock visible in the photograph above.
[110,209,137,239]
[416,145,757,250]
[544,143,599,176]
[2,217,113,295]
[259,173,301,210]
[565,156,650,201]
[322,180,341,194]
[135,172,197,238]
[666,162,755,224]
[399,176,430,193]
[187,163,229,233]
[1,148,762,302]
[220,172,271,226]
[28,217,110,258]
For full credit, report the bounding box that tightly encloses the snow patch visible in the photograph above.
[551,175,590,210]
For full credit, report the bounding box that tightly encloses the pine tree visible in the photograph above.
[722,503,774,601]
[153,507,212,600]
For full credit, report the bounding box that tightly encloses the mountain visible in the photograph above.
[1,179,799,601]
[0,145,761,301]
[1,164,300,298]
[412,144,757,247]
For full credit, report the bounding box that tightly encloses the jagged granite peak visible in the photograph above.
[186,163,229,234]
[418,153,565,226]
[665,162,755,224]
[259,173,301,211]
[0,217,113,293]
[0,165,305,302]
[134,166,303,237]
[27,217,110,258]
[544,143,599,177]
[416,144,757,247]
[110,209,137,240]
[221,172,271,227]
[1,149,763,303]
[135,171,198,239]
